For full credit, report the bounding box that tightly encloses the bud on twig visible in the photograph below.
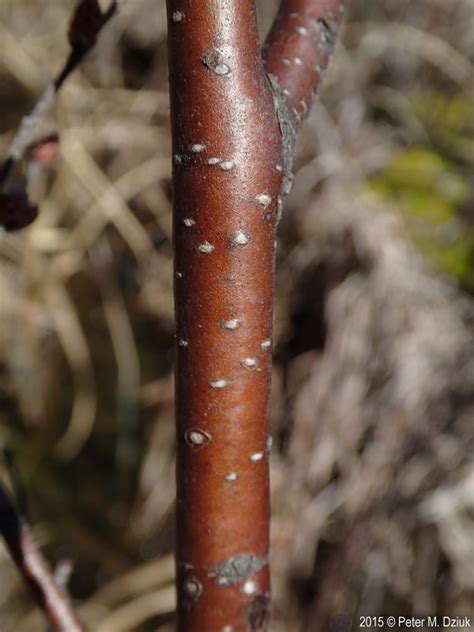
[0,188,38,232]
[68,0,105,55]
[28,133,61,166]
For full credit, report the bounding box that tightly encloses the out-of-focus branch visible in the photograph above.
[0,481,83,631]
[264,0,344,129]
[0,0,122,190]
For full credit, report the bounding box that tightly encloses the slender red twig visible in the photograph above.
[0,0,122,190]
[0,483,83,631]
[0,3,126,628]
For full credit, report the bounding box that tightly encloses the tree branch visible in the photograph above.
[167,1,343,630]
[264,0,344,129]
[0,0,122,190]
[0,482,83,631]
[167,1,283,629]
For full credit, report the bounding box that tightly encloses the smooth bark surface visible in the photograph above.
[264,0,344,126]
[167,1,343,629]
[168,2,281,629]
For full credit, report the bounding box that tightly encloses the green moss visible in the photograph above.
[411,93,474,164]
[369,146,474,290]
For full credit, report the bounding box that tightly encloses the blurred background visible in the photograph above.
[0,1,473,630]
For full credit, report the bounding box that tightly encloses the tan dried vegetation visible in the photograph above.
[0,1,473,630]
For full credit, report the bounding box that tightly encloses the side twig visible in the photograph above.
[264,0,344,219]
[264,0,344,128]
[0,480,83,631]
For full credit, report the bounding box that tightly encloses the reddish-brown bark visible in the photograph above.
[167,1,343,630]
[167,2,281,629]
[264,0,344,128]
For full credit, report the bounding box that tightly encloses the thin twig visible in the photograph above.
[0,0,122,189]
[0,482,83,631]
